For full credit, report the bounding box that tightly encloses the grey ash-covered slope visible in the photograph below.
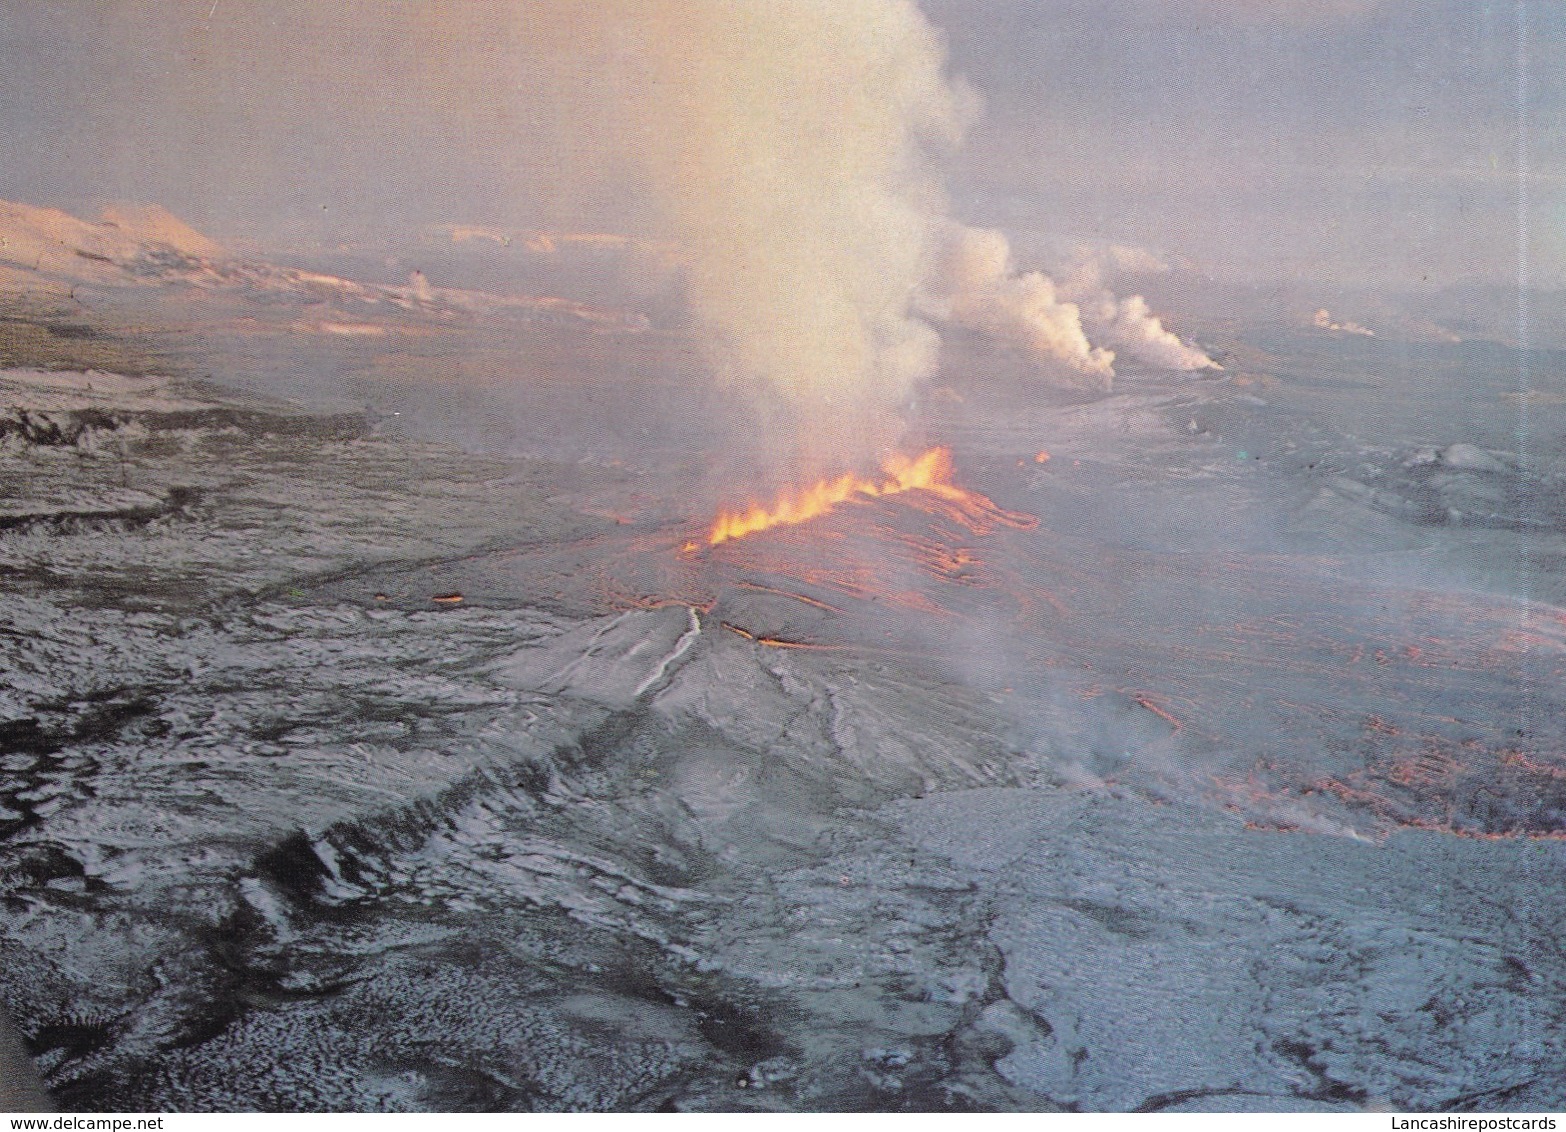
[3,356,1566,1111]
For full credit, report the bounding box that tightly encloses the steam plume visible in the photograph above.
[517,3,1212,453]
[922,227,1216,388]
[924,225,1116,389]
[530,1,973,465]
[1058,253,1220,372]
[1312,308,1375,337]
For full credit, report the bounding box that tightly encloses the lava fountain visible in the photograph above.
[707,446,1037,545]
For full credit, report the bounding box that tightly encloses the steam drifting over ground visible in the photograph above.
[924,225,1116,388]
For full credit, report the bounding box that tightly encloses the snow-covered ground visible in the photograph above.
[3,293,1566,1111]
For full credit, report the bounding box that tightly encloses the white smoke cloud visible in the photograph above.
[507,4,1212,454]
[1057,253,1220,372]
[520,0,976,466]
[923,225,1115,389]
[920,227,1217,387]
[1312,308,1376,337]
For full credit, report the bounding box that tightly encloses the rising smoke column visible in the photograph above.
[516,2,1211,457]
[1058,253,1219,372]
[528,1,974,467]
[923,224,1117,390]
[921,227,1217,386]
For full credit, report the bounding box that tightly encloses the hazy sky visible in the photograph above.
[929,0,1563,288]
[0,1,1559,288]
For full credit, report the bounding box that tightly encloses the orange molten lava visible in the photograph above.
[709,447,994,545]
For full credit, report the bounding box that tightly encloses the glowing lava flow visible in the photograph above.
[708,446,1028,545]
